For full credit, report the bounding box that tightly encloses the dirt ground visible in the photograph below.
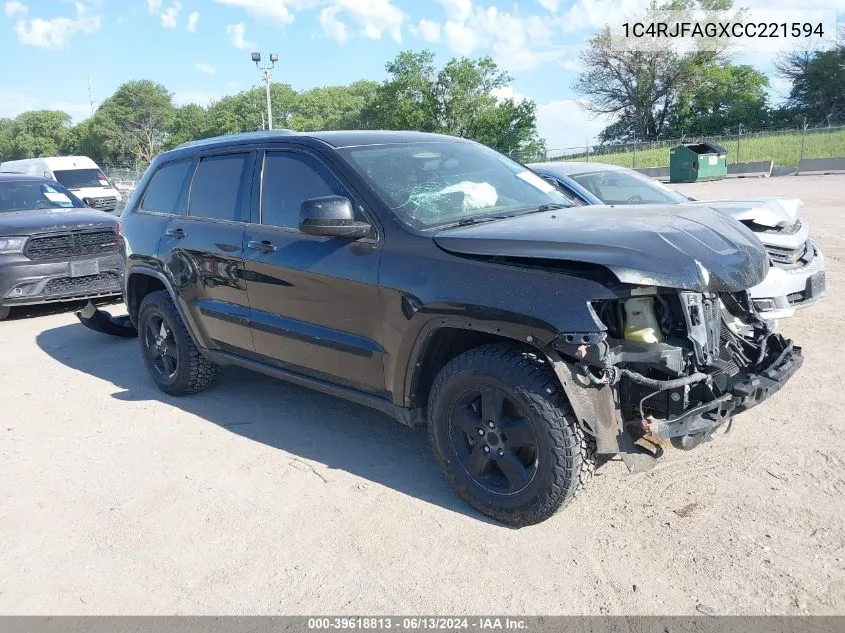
[1,175,843,616]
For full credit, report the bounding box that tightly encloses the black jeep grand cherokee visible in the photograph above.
[87,130,802,526]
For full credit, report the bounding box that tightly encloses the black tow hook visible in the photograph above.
[75,301,138,338]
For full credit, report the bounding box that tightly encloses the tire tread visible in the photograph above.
[138,290,217,395]
[427,343,595,526]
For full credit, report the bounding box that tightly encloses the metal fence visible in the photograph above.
[513,122,845,169]
[101,163,146,198]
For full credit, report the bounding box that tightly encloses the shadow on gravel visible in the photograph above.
[5,297,121,321]
[36,321,496,524]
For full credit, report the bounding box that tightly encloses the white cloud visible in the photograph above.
[160,1,181,28]
[536,99,611,149]
[409,18,441,43]
[329,0,404,43]
[146,0,162,13]
[186,10,199,32]
[536,0,562,10]
[226,22,255,50]
[442,3,569,71]
[195,62,216,75]
[216,0,404,43]
[4,0,27,18]
[13,1,101,49]
[214,0,309,26]
[319,6,349,43]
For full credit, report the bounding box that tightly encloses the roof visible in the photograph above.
[0,155,99,168]
[172,129,466,152]
[527,161,629,177]
[0,172,52,182]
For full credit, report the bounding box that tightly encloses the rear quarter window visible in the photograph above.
[140,159,195,214]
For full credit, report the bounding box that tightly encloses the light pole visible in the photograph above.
[251,52,278,130]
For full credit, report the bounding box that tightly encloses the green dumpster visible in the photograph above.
[669,141,728,183]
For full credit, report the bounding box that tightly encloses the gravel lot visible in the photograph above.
[1,175,843,616]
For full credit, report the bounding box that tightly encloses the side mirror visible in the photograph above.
[299,196,371,239]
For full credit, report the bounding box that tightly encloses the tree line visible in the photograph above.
[0,50,545,167]
[575,0,845,143]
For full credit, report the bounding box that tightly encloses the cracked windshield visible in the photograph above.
[341,142,577,228]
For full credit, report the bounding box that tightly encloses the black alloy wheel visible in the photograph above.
[448,385,539,495]
[143,313,179,380]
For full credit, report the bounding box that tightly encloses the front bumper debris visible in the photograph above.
[655,336,802,440]
[76,301,137,337]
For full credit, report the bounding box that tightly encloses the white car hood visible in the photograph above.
[69,186,123,201]
[681,197,802,228]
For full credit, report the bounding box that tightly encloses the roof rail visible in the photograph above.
[173,129,295,150]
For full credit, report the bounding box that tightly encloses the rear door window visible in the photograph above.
[188,154,250,222]
[140,159,195,214]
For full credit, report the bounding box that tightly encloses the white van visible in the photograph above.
[0,156,123,213]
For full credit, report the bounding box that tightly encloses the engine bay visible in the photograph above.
[554,287,802,452]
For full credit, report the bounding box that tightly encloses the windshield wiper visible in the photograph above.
[536,202,571,212]
[452,215,511,227]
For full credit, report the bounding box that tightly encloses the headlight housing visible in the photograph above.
[0,237,26,253]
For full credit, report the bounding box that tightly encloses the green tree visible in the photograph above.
[775,34,845,126]
[94,80,175,165]
[577,0,736,142]
[364,50,439,131]
[289,80,379,131]
[366,50,544,154]
[2,110,72,159]
[0,118,12,160]
[665,64,770,136]
[62,118,104,163]
[168,104,211,147]
[207,83,296,135]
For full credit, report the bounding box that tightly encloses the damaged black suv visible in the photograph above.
[81,130,803,526]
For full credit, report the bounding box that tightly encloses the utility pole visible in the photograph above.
[88,74,95,116]
[251,52,279,130]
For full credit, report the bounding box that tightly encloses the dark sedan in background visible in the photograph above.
[0,173,122,320]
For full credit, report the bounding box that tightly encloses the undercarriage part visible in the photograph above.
[671,433,707,451]
[679,291,721,364]
[604,338,686,375]
[76,301,138,338]
[616,368,709,391]
[547,350,658,472]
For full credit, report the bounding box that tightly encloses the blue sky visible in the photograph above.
[1,0,842,149]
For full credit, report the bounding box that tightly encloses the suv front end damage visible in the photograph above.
[550,286,802,468]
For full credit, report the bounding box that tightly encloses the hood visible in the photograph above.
[0,207,118,236]
[681,197,802,228]
[434,205,769,293]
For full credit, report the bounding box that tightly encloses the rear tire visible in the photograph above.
[428,343,594,527]
[137,290,217,396]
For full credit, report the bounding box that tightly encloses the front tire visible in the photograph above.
[137,290,217,396]
[0,305,9,321]
[428,344,594,527]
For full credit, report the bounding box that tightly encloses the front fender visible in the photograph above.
[379,245,617,409]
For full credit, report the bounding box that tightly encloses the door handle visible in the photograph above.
[247,240,277,253]
[165,227,187,239]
